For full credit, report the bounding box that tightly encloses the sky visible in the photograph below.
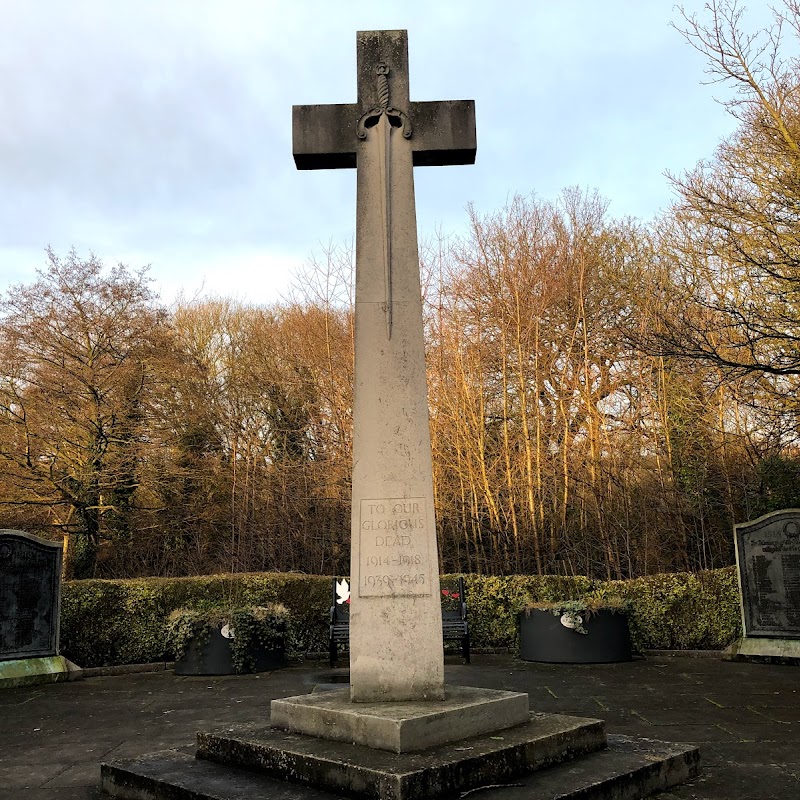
[0,1,784,306]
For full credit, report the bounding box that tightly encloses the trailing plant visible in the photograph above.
[522,596,632,635]
[166,604,288,674]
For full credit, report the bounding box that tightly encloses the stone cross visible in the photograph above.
[293,30,475,702]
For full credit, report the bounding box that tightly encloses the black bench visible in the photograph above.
[329,576,470,667]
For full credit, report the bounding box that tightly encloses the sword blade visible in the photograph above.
[376,113,392,339]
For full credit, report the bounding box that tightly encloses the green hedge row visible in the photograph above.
[60,568,741,667]
[60,573,332,668]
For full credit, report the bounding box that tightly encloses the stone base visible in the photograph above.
[728,636,800,661]
[101,733,700,800]
[101,684,700,800]
[196,712,604,799]
[0,655,82,689]
[270,685,529,752]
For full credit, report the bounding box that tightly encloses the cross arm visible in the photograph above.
[409,100,476,166]
[293,99,476,170]
[293,103,359,170]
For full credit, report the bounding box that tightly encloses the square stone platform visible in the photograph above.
[97,666,704,800]
[270,684,530,752]
[102,734,701,800]
[197,711,606,800]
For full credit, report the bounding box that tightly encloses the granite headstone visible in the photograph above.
[0,529,62,660]
[733,509,800,659]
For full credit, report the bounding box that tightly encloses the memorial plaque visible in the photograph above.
[0,530,62,660]
[358,497,432,597]
[735,510,800,639]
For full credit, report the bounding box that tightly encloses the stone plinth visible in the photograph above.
[0,655,82,689]
[728,636,800,661]
[270,685,530,753]
[196,712,607,800]
[102,734,700,800]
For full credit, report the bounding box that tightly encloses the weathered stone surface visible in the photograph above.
[292,30,480,702]
[728,635,800,660]
[292,103,358,169]
[0,654,81,689]
[270,685,530,752]
[733,508,800,661]
[196,712,606,800]
[101,734,699,800]
[292,32,475,172]
[293,100,476,170]
[407,100,476,166]
[0,529,62,661]
[101,750,336,799]
[515,734,700,800]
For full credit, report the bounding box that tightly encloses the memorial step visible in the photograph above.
[101,734,699,800]
[270,685,532,752]
[196,712,605,799]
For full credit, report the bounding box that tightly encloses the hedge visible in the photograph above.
[59,568,741,668]
[60,573,332,668]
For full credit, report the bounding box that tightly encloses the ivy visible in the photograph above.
[165,605,288,674]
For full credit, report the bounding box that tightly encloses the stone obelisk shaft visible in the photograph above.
[349,35,444,702]
[292,29,475,703]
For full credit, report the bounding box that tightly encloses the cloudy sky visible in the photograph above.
[0,1,782,306]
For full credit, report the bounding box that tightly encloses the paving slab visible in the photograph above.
[0,654,797,799]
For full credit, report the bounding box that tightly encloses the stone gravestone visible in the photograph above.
[101,30,700,800]
[732,509,800,660]
[0,529,79,687]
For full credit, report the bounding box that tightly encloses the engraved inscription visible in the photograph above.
[359,497,431,596]
[738,512,800,638]
[0,531,62,660]
[782,552,800,629]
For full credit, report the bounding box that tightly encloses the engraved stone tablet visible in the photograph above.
[0,530,63,660]
[359,497,432,596]
[735,510,800,639]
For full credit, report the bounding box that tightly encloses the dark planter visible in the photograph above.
[518,608,632,664]
[174,628,286,676]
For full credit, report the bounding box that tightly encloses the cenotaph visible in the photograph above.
[295,27,470,702]
[101,30,701,800]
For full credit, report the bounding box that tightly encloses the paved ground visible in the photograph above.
[0,654,798,800]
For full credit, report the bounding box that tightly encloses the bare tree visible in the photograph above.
[649,1,800,380]
[0,250,168,577]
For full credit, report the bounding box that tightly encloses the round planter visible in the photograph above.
[518,608,632,663]
[174,628,286,676]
